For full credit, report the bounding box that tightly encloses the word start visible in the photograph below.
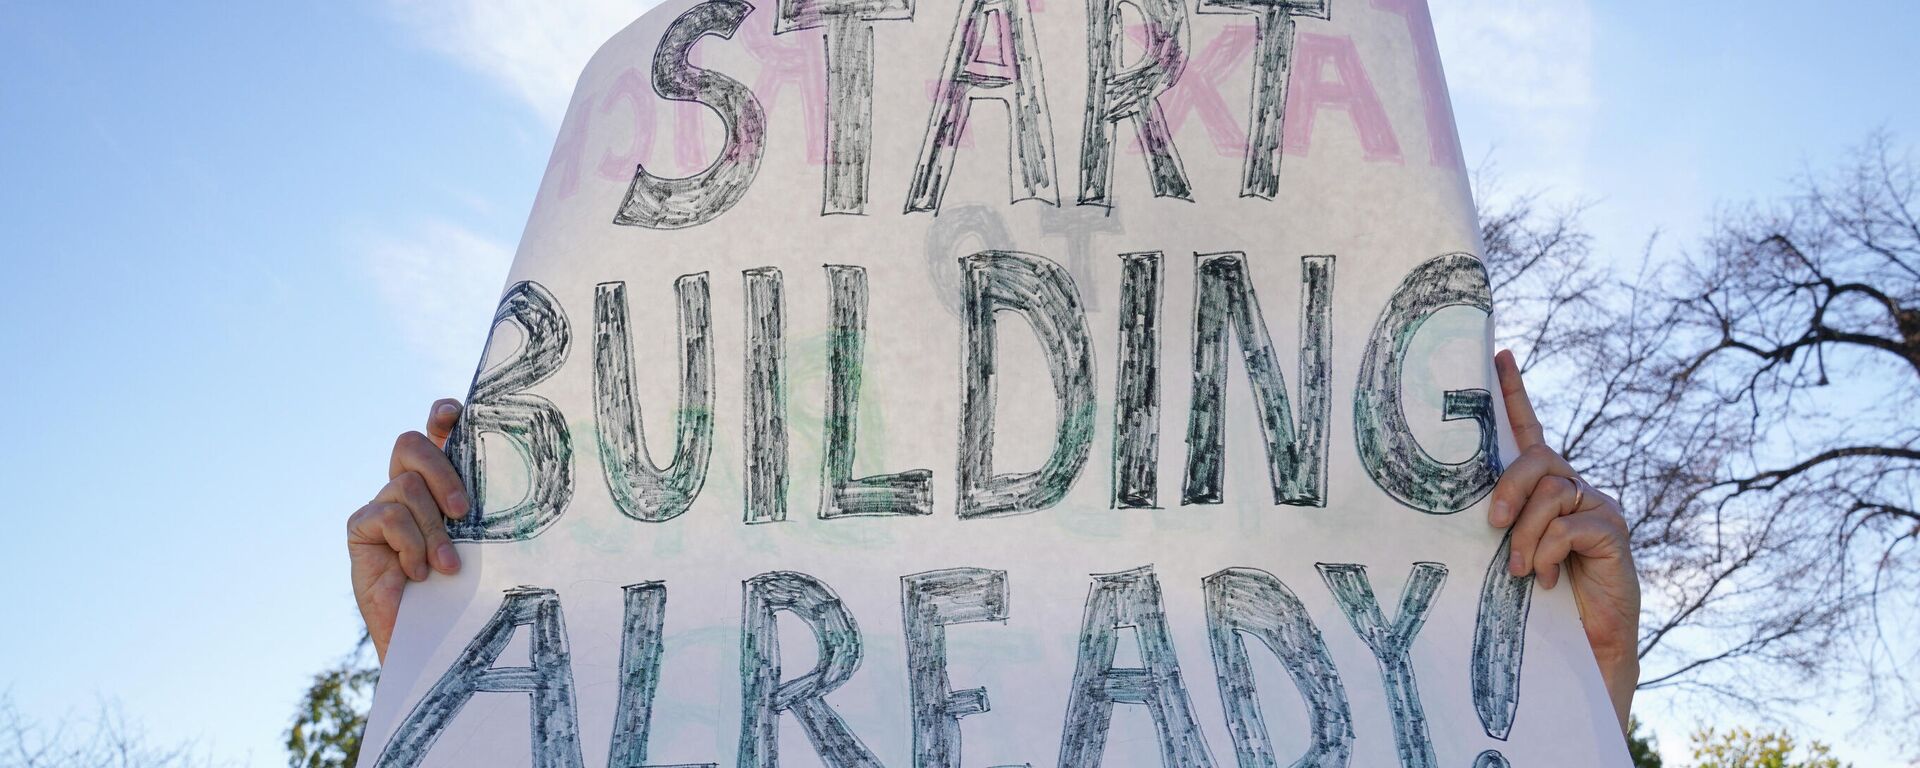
[597,0,1451,227]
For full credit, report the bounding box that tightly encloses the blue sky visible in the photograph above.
[1,1,1915,766]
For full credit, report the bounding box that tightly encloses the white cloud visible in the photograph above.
[386,0,660,124]
[1430,0,1597,195]
[371,3,644,386]
[1431,0,1595,111]
[363,220,516,386]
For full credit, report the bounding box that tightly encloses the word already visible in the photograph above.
[374,561,1523,768]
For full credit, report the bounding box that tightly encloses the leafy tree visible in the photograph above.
[1627,716,1664,768]
[1689,727,1845,768]
[286,635,378,768]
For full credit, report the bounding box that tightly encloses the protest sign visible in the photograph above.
[360,1,1631,765]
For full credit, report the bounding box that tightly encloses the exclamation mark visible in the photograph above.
[1474,750,1513,768]
[1472,530,1535,740]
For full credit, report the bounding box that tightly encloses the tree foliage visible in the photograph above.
[1689,727,1846,768]
[285,636,379,768]
[1625,716,1664,768]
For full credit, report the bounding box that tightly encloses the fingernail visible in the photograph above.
[1509,552,1526,576]
[1490,500,1511,526]
[448,490,471,516]
[1542,565,1559,590]
[437,543,460,572]
[437,402,460,418]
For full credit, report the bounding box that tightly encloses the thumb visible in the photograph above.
[425,399,462,449]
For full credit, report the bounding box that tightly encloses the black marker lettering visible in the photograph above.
[958,251,1096,519]
[1472,751,1510,768]
[1317,563,1448,768]
[595,276,715,523]
[774,0,913,214]
[447,282,574,542]
[907,0,1060,213]
[609,583,720,768]
[1058,566,1215,768]
[1184,254,1334,507]
[903,568,1011,768]
[823,265,935,518]
[1078,0,1192,205]
[1353,253,1500,514]
[614,0,767,229]
[1113,252,1164,509]
[744,267,790,524]
[375,587,583,768]
[1472,532,1533,741]
[1204,568,1352,768]
[740,572,883,768]
[1194,0,1327,198]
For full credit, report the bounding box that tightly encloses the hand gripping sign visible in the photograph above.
[359,1,1633,766]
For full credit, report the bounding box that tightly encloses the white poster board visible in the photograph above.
[360,1,1631,765]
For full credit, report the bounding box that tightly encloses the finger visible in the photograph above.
[1584,485,1622,517]
[378,471,461,575]
[1489,443,1576,528]
[348,502,429,582]
[1508,473,1580,579]
[1531,512,1626,590]
[425,399,462,449]
[390,430,471,520]
[1495,349,1546,451]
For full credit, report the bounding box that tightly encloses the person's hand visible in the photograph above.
[348,399,471,663]
[1490,350,1641,736]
